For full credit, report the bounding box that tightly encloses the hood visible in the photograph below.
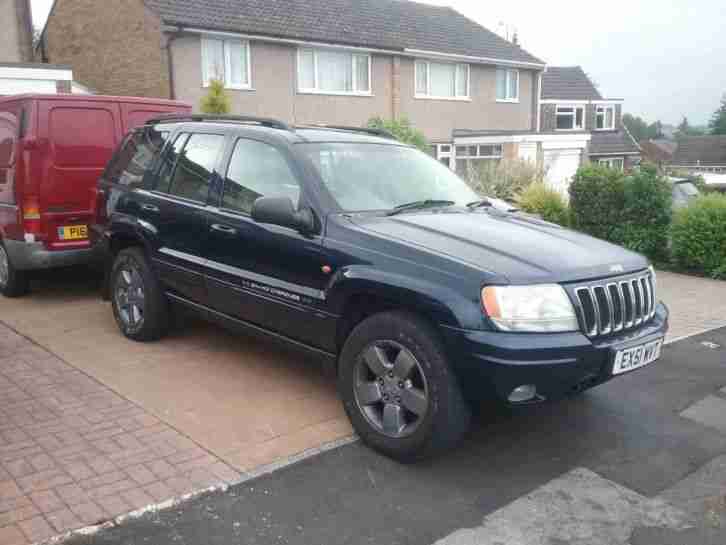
[350,210,648,284]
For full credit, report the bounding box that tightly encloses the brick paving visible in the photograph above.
[0,325,241,545]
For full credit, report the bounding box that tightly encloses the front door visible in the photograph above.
[204,136,334,350]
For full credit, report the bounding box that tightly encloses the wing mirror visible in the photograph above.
[251,196,316,234]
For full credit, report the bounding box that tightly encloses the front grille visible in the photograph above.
[572,271,656,338]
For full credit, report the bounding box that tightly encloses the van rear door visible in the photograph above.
[119,101,192,134]
[38,98,121,251]
[0,100,24,241]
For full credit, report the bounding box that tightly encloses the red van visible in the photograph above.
[0,94,191,296]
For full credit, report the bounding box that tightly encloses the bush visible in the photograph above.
[671,193,726,279]
[200,79,231,114]
[516,183,569,226]
[463,159,547,202]
[367,117,429,152]
[569,164,626,242]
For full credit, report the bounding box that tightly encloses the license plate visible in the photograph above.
[57,225,88,241]
[612,338,663,375]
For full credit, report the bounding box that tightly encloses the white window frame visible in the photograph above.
[296,48,372,96]
[434,143,455,170]
[414,60,470,101]
[595,105,616,130]
[555,105,585,131]
[201,37,252,90]
[496,68,519,103]
[597,157,624,170]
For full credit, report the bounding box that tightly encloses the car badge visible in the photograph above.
[610,264,625,273]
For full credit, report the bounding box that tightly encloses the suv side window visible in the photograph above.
[222,138,301,214]
[167,133,224,203]
[105,128,169,188]
[156,132,188,193]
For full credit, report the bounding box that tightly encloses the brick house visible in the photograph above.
[36,0,545,148]
[0,0,34,64]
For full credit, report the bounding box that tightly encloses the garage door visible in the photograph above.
[544,149,581,195]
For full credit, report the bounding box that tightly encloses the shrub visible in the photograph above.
[200,79,231,114]
[618,164,672,260]
[516,183,569,226]
[367,117,429,152]
[671,193,726,279]
[569,164,626,242]
[463,159,547,202]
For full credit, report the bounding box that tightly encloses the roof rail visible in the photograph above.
[147,114,293,132]
[298,124,397,140]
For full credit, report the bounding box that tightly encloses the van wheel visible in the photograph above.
[0,242,29,297]
[110,247,169,341]
[338,311,471,462]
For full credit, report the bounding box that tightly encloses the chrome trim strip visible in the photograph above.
[135,189,208,211]
[632,279,643,325]
[0,203,18,210]
[575,287,597,337]
[606,283,621,332]
[589,286,602,336]
[158,247,326,301]
[594,286,611,335]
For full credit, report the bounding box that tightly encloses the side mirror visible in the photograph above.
[251,196,316,234]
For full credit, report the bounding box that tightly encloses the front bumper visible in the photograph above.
[4,239,102,271]
[441,302,669,404]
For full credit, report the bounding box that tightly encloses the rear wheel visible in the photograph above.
[0,242,29,298]
[338,311,471,462]
[110,247,169,341]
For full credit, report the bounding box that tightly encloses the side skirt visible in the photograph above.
[165,292,338,375]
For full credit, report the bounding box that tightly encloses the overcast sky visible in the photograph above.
[31,0,726,126]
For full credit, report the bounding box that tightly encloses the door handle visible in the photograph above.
[210,223,237,235]
[141,204,160,213]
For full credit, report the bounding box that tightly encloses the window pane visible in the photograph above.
[575,108,584,129]
[508,70,519,99]
[596,112,604,129]
[223,139,300,214]
[557,113,574,130]
[110,128,168,188]
[496,69,506,100]
[606,108,614,128]
[169,134,224,202]
[317,50,353,92]
[415,61,428,94]
[203,39,225,84]
[558,107,574,113]
[455,64,468,97]
[157,133,188,193]
[226,40,248,87]
[299,49,315,89]
[353,54,369,92]
[429,62,456,97]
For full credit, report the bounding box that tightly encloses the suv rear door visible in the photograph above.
[203,134,333,349]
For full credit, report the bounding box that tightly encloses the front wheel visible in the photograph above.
[338,311,471,462]
[0,242,29,298]
[110,247,169,341]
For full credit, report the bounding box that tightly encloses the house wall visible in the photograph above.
[171,36,394,125]
[41,0,169,98]
[398,59,536,142]
[1,0,33,63]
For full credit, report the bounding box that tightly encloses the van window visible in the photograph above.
[50,107,116,168]
[167,134,224,203]
[0,108,20,205]
[105,128,168,189]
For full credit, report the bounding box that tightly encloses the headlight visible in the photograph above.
[481,284,579,332]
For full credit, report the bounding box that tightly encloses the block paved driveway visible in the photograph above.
[0,267,725,544]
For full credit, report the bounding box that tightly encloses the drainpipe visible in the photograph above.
[163,26,182,100]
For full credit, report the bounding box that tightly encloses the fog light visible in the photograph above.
[508,384,537,403]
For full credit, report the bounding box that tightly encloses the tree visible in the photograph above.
[709,93,726,135]
[675,116,706,139]
[200,79,231,114]
[367,116,429,152]
[623,113,650,142]
[648,120,664,140]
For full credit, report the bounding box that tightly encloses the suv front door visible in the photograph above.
[203,136,334,350]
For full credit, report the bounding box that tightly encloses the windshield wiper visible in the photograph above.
[386,200,455,216]
[466,198,493,209]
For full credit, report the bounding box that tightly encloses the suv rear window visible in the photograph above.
[105,128,169,188]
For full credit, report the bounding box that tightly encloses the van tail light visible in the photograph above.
[22,196,43,239]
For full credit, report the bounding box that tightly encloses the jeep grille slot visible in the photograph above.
[573,272,656,338]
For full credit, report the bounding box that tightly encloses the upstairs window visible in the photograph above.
[596,106,615,130]
[415,60,469,99]
[298,48,371,94]
[496,68,519,102]
[202,37,251,89]
[556,106,585,130]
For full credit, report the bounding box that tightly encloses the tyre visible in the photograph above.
[338,311,471,462]
[110,247,169,341]
[0,242,29,298]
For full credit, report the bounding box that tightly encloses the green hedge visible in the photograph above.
[569,163,672,260]
[517,183,569,226]
[671,194,726,279]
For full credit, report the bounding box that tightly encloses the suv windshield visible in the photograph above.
[298,143,479,212]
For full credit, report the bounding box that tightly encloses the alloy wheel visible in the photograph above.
[0,245,9,288]
[115,264,146,331]
[353,340,429,438]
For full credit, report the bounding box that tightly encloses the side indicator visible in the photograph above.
[321,265,332,274]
